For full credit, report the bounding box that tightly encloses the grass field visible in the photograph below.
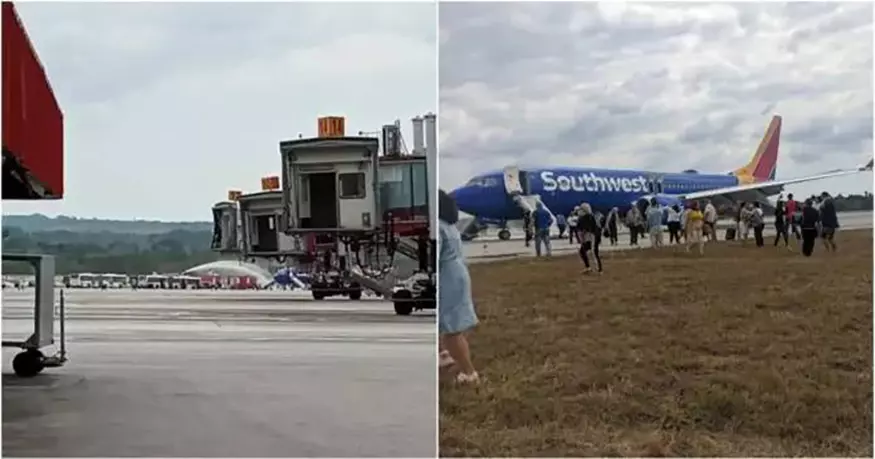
[440,229,873,457]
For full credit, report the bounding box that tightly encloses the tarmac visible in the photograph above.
[464,210,873,262]
[2,290,436,457]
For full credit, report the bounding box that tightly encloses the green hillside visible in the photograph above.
[2,214,218,275]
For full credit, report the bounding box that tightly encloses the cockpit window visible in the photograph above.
[465,176,499,187]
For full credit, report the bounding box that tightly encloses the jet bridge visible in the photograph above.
[210,192,241,254]
[237,187,307,261]
[276,115,437,314]
[279,121,385,301]
[2,2,68,377]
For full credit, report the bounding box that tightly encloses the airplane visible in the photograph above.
[450,115,873,241]
[273,267,309,289]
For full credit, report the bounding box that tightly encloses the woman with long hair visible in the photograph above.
[437,189,479,384]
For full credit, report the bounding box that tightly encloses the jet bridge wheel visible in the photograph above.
[498,229,511,241]
[12,349,45,378]
[393,290,414,316]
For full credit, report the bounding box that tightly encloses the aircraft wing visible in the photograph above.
[679,159,873,202]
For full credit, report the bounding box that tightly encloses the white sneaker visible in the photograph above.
[455,372,480,384]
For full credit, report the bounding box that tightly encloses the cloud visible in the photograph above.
[439,2,873,198]
[5,2,436,220]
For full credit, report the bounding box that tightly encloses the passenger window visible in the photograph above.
[339,172,366,199]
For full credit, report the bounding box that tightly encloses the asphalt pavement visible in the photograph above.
[2,290,436,457]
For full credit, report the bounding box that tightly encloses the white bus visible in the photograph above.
[169,275,202,289]
[98,273,129,289]
[65,273,99,288]
[136,274,168,289]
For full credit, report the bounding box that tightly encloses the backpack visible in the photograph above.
[750,209,764,226]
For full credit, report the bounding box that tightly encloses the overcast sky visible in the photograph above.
[439,2,873,198]
[4,2,436,221]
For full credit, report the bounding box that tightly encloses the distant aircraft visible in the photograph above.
[273,267,309,289]
[450,115,873,241]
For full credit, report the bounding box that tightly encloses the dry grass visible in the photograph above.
[440,229,873,457]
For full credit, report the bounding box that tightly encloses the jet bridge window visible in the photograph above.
[339,172,366,199]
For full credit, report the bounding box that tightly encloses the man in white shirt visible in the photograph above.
[567,209,580,244]
[703,200,718,241]
[739,202,754,240]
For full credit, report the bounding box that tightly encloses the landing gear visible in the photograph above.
[498,229,511,241]
[393,289,413,316]
[12,349,45,378]
[310,278,363,301]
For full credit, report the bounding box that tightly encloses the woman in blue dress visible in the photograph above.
[438,189,479,384]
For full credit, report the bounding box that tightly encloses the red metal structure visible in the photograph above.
[2,1,64,199]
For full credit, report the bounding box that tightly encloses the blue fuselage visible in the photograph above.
[450,167,740,223]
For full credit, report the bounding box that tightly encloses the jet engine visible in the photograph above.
[632,193,684,211]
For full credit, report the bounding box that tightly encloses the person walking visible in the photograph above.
[734,201,744,238]
[786,193,802,243]
[679,204,689,242]
[532,201,554,257]
[819,192,839,252]
[522,211,533,247]
[605,207,620,246]
[577,203,603,274]
[703,200,718,241]
[555,213,567,239]
[666,204,681,244]
[800,198,820,257]
[739,202,754,241]
[646,198,664,248]
[685,201,705,255]
[626,206,642,246]
[773,196,790,248]
[567,209,580,244]
[437,189,479,384]
[751,202,765,247]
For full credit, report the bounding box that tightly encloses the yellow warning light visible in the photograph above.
[318,116,345,138]
[227,190,242,201]
[261,176,280,191]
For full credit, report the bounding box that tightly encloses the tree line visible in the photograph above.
[2,226,219,275]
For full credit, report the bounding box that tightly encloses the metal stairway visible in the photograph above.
[395,237,420,261]
[348,267,394,297]
[503,166,560,233]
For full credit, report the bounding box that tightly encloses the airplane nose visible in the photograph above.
[448,186,471,212]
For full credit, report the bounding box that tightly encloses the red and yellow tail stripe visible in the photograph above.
[733,115,782,184]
